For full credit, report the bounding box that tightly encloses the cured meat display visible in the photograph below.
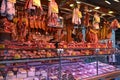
[0,1,120,80]
[1,0,16,20]
[0,61,118,80]
[48,0,59,27]
[72,5,82,25]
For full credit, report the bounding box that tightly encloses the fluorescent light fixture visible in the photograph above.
[114,0,119,2]
[105,0,111,4]
[94,6,100,9]
[108,11,114,14]
[70,4,74,7]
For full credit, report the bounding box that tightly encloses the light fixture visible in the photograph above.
[94,6,100,10]
[101,14,106,16]
[105,0,111,4]
[89,10,93,12]
[76,1,81,4]
[114,0,119,2]
[108,11,114,14]
[70,4,74,7]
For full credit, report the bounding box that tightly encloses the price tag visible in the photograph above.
[57,49,64,54]
[74,25,78,28]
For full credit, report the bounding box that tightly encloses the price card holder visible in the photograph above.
[57,49,64,54]
[74,25,78,29]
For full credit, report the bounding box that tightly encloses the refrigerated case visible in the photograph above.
[0,48,119,80]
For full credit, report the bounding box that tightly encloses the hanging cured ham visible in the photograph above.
[110,19,120,29]
[83,6,90,27]
[84,12,90,27]
[86,29,98,43]
[33,0,43,11]
[48,0,59,27]
[1,0,16,20]
[72,5,82,25]
[25,0,43,17]
[93,13,100,29]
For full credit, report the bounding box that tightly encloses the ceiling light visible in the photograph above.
[89,10,93,12]
[108,11,114,14]
[105,0,111,4]
[76,1,81,4]
[70,4,74,7]
[94,6,100,9]
[114,0,119,2]
[101,14,106,16]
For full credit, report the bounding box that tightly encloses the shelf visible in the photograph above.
[0,54,111,64]
[0,57,59,64]
[0,48,58,50]
[0,48,116,51]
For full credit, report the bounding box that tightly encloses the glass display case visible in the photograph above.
[0,47,119,80]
